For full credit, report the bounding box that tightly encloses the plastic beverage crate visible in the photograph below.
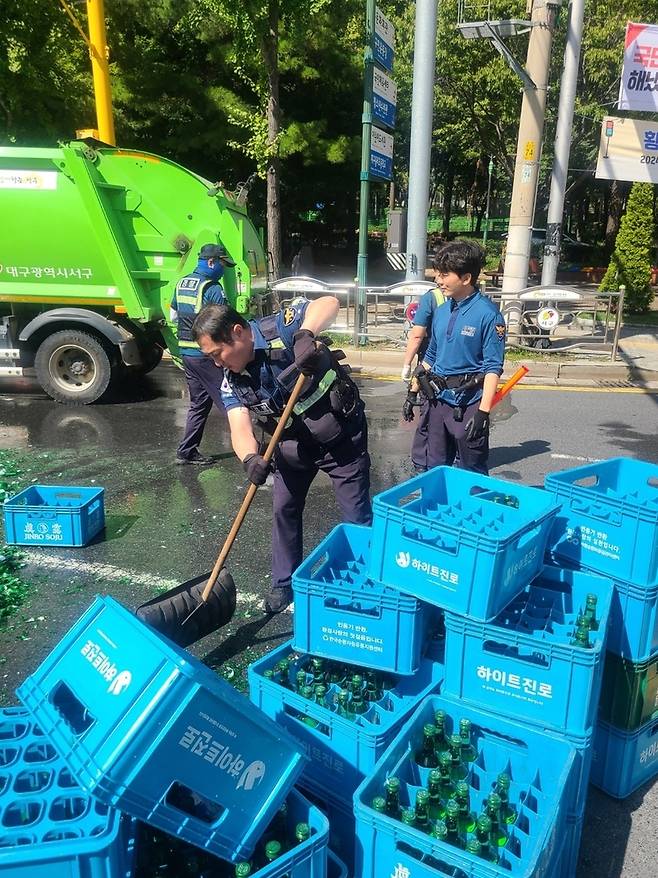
[16,596,305,863]
[354,694,576,878]
[248,639,443,795]
[0,706,135,878]
[545,457,658,587]
[3,485,105,547]
[327,850,347,878]
[443,564,613,735]
[590,715,658,799]
[368,468,560,621]
[557,816,583,878]
[298,783,356,876]
[292,523,440,675]
[598,650,658,731]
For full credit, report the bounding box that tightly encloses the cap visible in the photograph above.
[198,243,236,267]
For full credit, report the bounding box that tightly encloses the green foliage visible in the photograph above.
[599,182,655,313]
[0,451,28,622]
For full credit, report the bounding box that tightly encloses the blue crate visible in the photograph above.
[590,716,658,799]
[545,457,658,587]
[3,485,105,547]
[327,850,348,878]
[354,694,576,878]
[292,524,441,675]
[562,729,593,822]
[442,563,613,735]
[16,596,305,864]
[298,783,356,877]
[557,816,583,878]
[248,639,443,797]
[0,706,135,878]
[368,468,560,621]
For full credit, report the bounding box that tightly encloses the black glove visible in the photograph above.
[464,408,490,442]
[242,453,272,486]
[293,329,324,375]
[402,393,417,422]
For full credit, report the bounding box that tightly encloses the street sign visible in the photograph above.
[370,126,394,180]
[372,68,397,128]
[374,6,395,71]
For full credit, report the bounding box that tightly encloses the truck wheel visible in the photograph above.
[125,343,164,377]
[34,330,113,405]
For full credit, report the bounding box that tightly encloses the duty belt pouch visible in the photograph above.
[303,409,344,446]
[330,377,359,418]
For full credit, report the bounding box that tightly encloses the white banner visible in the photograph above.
[596,116,658,184]
[618,21,658,112]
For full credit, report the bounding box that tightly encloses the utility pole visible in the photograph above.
[483,157,494,248]
[86,0,115,145]
[405,0,439,281]
[501,0,561,303]
[541,0,585,285]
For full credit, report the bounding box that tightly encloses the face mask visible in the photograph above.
[198,258,224,280]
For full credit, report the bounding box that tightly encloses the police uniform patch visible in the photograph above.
[283,306,297,326]
[495,324,506,339]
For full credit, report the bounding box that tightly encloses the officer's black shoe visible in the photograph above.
[175,453,213,466]
[264,586,294,614]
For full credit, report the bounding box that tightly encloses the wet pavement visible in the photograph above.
[0,362,657,877]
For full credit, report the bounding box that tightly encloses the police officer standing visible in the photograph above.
[172,243,236,465]
[192,296,372,613]
[412,241,505,475]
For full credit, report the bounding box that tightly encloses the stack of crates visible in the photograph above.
[14,595,337,877]
[545,457,658,801]
[248,522,445,871]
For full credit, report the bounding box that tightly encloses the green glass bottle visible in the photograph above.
[400,807,416,827]
[474,814,498,863]
[264,840,283,862]
[414,789,431,833]
[335,687,351,719]
[371,795,386,813]
[263,668,275,682]
[583,593,599,631]
[444,799,463,849]
[384,777,402,819]
[485,793,507,848]
[313,683,328,707]
[465,838,482,858]
[349,673,364,695]
[438,751,455,799]
[295,822,311,844]
[427,768,445,820]
[448,733,468,781]
[570,616,591,648]
[327,661,346,686]
[430,819,448,842]
[295,669,307,693]
[310,657,326,686]
[459,718,477,762]
[415,723,439,768]
[235,862,252,877]
[347,681,369,717]
[434,709,449,754]
[300,685,319,728]
[364,671,383,703]
[495,773,517,825]
[275,659,291,688]
[454,781,476,833]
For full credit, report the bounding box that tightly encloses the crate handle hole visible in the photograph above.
[310,551,330,578]
[165,781,225,824]
[0,834,35,847]
[396,840,466,877]
[648,477,658,490]
[50,681,96,737]
[324,597,381,618]
[396,489,422,508]
[283,704,331,738]
[572,475,599,488]
[482,641,549,668]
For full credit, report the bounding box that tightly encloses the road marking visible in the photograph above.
[551,453,602,463]
[21,552,287,611]
[360,373,658,393]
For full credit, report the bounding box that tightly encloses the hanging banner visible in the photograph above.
[618,21,658,112]
[596,116,658,184]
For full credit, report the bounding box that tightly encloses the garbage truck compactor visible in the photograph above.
[0,141,269,404]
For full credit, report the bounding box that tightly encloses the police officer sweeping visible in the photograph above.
[192,296,372,613]
[411,240,505,475]
[172,243,236,465]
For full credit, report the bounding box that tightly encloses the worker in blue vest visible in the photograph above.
[415,240,506,475]
[400,261,446,472]
[192,296,372,613]
[172,243,236,465]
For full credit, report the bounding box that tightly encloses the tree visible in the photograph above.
[599,182,655,313]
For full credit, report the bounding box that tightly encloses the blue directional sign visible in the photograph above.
[372,67,397,129]
[370,126,394,180]
[374,6,395,72]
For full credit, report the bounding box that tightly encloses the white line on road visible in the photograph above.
[550,453,602,463]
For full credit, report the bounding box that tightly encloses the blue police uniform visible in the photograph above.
[423,291,505,474]
[410,288,444,472]
[174,263,227,462]
[221,299,372,594]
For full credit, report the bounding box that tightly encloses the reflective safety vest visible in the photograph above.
[175,276,215,350]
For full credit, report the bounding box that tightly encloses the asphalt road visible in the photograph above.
[0,363,656,877]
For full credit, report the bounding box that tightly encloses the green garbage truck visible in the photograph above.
[0,140,269,404]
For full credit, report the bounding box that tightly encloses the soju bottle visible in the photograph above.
[415,723,439,768]
[570,617,591,648]
[327,661,346,686]
[459,718,477,762]
[384,777,401,819]
[583,593,599,631]
[235,863,252,877]
[430,819,448,842]
[263,669,275,682]
[414,789,431,832]
[444,799,463,849]
[427,768,445,820]
[347,679,368,717]
[300,686,319,727]
[454,781,476,834]
[400,807,416,827]
[295,669,307,693]
[264,840,283,862]
[364,670,383,702]
[448,733,468,781]
[335,688,351,719]
[434,709,449,754]
[485,793,507,847]
[474,814,498,863]
[495,773,517,825]
[313,683,328,707]
[438,751,455,799]
[371,796,386,813]
[310,657,326,686]
[295,822,311,845]
[275,659,291,687]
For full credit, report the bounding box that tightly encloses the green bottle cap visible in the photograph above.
[477,813,492,832]
[432,819,448,839]
[428,768,441,785]
[423,722,436,737]
[446,799,460,818]
[455,781,469,798]
[459,718,471,735]
[466,838,482,854]
[295,822,310,842]
[385,776,400,792]
[265,840,282,860]
[439,751,452,768]
[235,864,252,877]
[301,684,314,699]
[401,807,416,825]
[497,772,510,790]
[416,789,430,805]
[371,796,386,812]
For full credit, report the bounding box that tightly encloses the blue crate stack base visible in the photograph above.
[545,456,658,802]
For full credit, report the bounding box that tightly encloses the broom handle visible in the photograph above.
[200,371,308,602]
